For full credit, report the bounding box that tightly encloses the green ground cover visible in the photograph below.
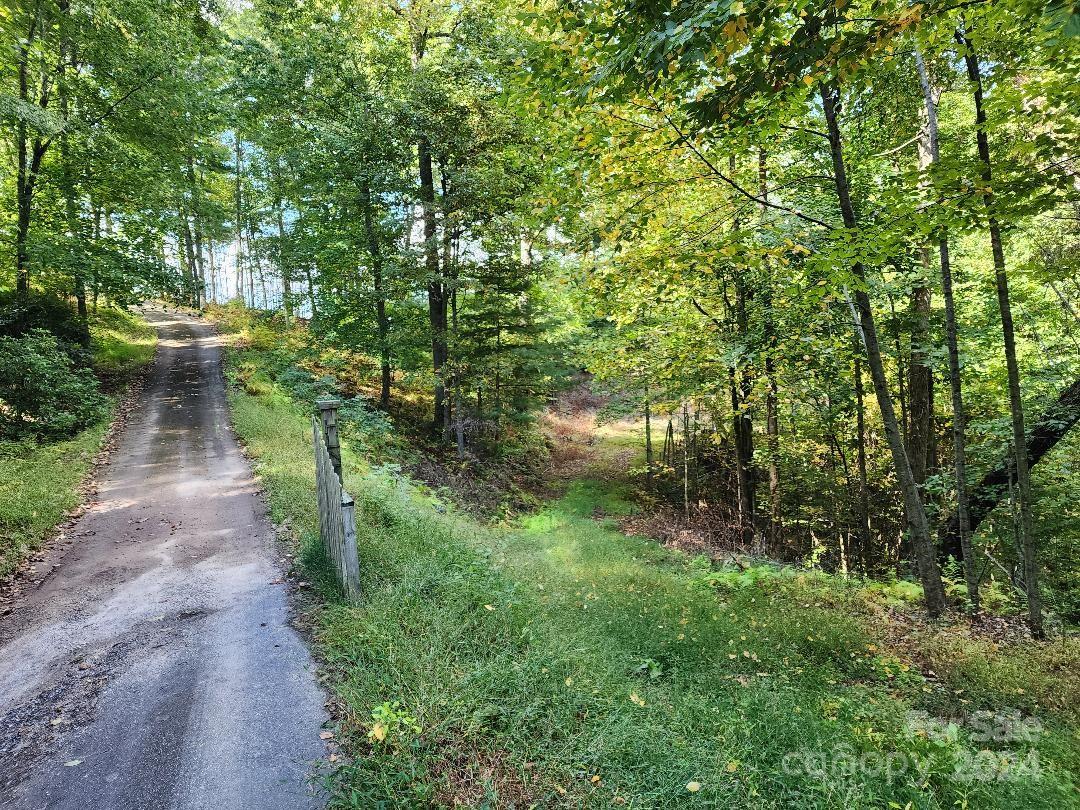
[221,319,1080,809]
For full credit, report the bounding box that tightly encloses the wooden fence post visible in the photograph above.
[313,403,361,601]
[340,492,361,600]
[317,397,343,483]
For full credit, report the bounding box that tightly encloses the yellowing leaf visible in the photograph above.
[686,781,702,792]
[369,722,387,742]
[726,761,740,773]
[630,691,646,706]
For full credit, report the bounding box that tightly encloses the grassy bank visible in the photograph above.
[218,316,1078,809]
[0,307,156,579]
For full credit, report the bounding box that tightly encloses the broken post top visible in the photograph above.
[317,396,342,411]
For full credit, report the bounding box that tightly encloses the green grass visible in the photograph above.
[0,307,156,578]
[0,425,110,578]
[222,340,1080,809]
[90,306,158,379]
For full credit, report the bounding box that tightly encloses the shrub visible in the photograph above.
[0,290,91,365]
[0,329,109,440]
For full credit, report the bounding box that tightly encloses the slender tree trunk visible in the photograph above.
[441,222,455,442]
[182,212,198,306]
[235,136,245,304]
[419,137,447,433]
[57,0,88,328]
[727,156,757,550]
[208,239,217,304]
[939,377,1080,557]
[247,219,266,308]
[179,222,196,305]
[91,206,101,310]
[15,14,48,295]
[759,150,781,547]
[908,285,932,486]
[361,181,391,408]
[734,288,757,551]
[915,48,980,611]
[186,155,206,309]
[305,265,317,318]
[854,350,873,575]
[644,385,653,484]
[682,403,691,521]
[274,199,291,325]
[821,84,946,616]
[909,60,935,490]
[450,275,462,456]
[960,34,1040,635]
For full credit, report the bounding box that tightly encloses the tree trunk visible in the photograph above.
[14,9,47,295]
[960,33,1040,635]
[728,156,757,551]
[275,198,291,326]
[186,155,206,309]
[644,386,653,484]
[915,48,979,610]
[305,265,317,319]
[235,136,245,304]
[854,350,873,575]
[57,0,89,329]
[361,181,391,407]
[419,137,447,433]
[908,284,932,486]
[821,84,946,616]
[759,150,781,548]
[207,239,217,304]
[181,212,198,306]
[682,403,691,521]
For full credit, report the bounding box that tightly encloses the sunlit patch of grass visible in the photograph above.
[90,306,157,379]
[223,339,1080,809]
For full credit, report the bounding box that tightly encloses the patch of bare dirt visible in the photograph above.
[430,745,539,808]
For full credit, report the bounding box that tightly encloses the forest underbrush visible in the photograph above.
[217,307,1080,809]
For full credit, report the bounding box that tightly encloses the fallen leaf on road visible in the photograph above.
[319,731,334,740]
[63,760,81,767]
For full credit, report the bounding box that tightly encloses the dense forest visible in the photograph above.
[3,0,1080,628]
[5,0,1080,806]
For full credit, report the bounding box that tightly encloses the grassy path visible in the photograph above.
[222,335,1078,808]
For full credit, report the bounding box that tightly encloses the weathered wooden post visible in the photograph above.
[340,491,361,600]
[317,396,343,483]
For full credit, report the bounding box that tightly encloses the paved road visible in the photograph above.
[0,309,327,809]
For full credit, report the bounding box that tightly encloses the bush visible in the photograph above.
[0,290,91,365]
[0,329,109,440]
